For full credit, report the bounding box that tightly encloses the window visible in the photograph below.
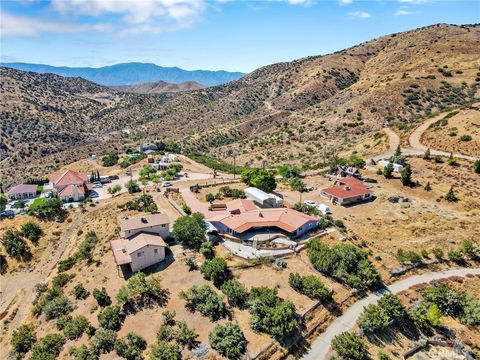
[137,253,142,257]
[154,249,158,254]
[161,224,166,227]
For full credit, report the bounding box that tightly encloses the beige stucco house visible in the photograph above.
[110,214,170,273]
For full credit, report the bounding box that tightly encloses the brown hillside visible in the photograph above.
[112,80,205,94]
[1,24,479,187]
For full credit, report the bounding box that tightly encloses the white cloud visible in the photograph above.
[287,0,310,5]
[0,12,111,37]
[52,0,207,33]
[348,11,371,18]
[395,9,415,15]
[339,0,353,5]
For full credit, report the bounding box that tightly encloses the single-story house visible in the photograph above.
[111,214,170,273]
[47,170,91,202]
[244,187,283,208]
[8,184,38,200]
[208,204,318,238]
[320,177,372,205]
[137,143,158,154]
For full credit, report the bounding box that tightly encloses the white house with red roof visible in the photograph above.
[47,170,91,202]
[320,177,372,205]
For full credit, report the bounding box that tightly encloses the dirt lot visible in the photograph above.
[421,106,480,158]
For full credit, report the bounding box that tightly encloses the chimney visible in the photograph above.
[344,186,351,191]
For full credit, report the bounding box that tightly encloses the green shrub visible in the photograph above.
[28,196,66,222]
[52,273,75,288]
[90,328,117,355]
[93,287,111,307]
[43,295,72,320]
[289,272,332,302]
[332,331,369,360]
[63,316,89,340]
[115,332,147,360]
[31,333,65,360]
[149,341,180,360]
[221,279,249,308]
[73,284,89,299]
[172,213,206,250]
[200,257,229,287]
[11,324,36,356]
[179,285,226,320]
[98,305,123,331]
[1,229,30,260]
[20,221,43,243]
[357,304,390,332]
[116,272,165,310]
[102,152,119,167]
[209,322,247,360]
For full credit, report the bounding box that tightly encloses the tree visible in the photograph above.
[115,332,147,360]
[425,304,442,326]
[448,250,462,263]
[289,272,331,302]
[390,145,406,166]
[290,177,305,202]
[474,159,480,174]
[11,324,36,356]
[27,196,66,221]
[209,322,247,360]
[72,284,89,299]
[31,333,66,360]
[1,229,30,260]
[400,164,412,186]
[179,285,226,320]
[378,294,406,320]
[90,328,117,355]
[0,195,7,211]
[357,304,390,332]
[125,180,141,194]
[240,169,276,192]
[20,221,43,243]
[149,341,180,360]
[424,182,432,191]
[206,193,215,202]
[445,186,458,202]
[423,148,431,160]
[460,240,475,256]
[62,315,89,340]
[93,287,112,307]
[199,240,214,259]
[175,321,198,350]
[98,305,123,331]
[378,350,391,360]
[43,295,72,320]
[332,332,369,360]
[116,272,165,310]
[221,279,248,308]
[200,257,229,287]
[102,152,119,167]
[432,248,444,259]
[383,161,394,179]
[172,213,206,250]
[278,165,301,179]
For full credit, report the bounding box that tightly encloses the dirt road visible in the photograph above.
[302,267,480,360]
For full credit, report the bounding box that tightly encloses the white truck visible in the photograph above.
[316,203,331,215]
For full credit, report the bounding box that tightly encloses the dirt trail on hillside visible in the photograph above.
[0,211,84,350]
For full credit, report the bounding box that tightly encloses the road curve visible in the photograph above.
[408,117,477,161]
[302,267,480,360]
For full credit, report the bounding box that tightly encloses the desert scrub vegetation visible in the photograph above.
[247,286,298,340]
[120,194,158,213]
[11,324,37,358]
[1,229,32,261]
[209,322,247,360]
[180,284,227,320]
[200,257,230,287]
[289,272,332,302]
[56,315,90,340]
[58,231,99,272]
[332,331,369,360]
[221,279,249,309]
[116,272,168,311]
[308,239,381,290]
[156,311,198,350]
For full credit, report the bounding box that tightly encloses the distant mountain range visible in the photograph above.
[112,80,205,94]
[1,62,245,87]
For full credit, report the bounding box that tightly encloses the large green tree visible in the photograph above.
[332,332,369,360]
[172,213,206,250]
[209,322,247,360]
[240,169,276,192]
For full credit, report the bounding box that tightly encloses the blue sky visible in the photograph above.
[1,0,478,73]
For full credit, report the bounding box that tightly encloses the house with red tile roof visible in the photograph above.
[207,199,318,239]
[320,177,372,205]
[47,170,91,202]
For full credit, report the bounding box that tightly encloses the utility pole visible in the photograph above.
[231,149,238,179]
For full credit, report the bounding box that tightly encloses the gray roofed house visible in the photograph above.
[8,184,38,200]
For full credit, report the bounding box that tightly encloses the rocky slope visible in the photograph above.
[1,24,479,186]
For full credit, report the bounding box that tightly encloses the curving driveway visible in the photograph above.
[302,267,480,360]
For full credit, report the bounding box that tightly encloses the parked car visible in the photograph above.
[304,186,314,192]
[92,182,102,188]
[316,203,331,215]
[0,210,15,219]
[108,175,119,180]
[162,181,172,187]
[303,200,316,207]
[362,177,377,183]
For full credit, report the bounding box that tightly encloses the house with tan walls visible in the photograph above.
[110,214,170,274]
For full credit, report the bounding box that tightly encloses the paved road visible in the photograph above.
[302,267,480,360]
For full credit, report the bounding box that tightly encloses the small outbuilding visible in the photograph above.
[244,187,282,208]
